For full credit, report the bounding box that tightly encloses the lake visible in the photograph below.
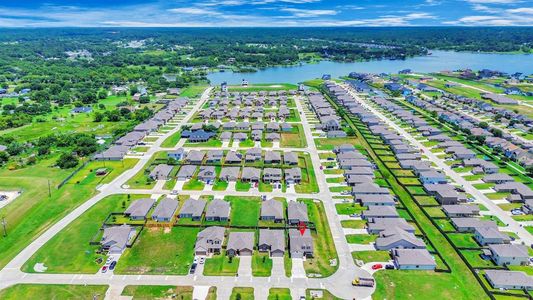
[207,50,533,85]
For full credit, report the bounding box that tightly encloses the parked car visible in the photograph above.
[199,257,205,264]
[352,277,375,287]
[101,266,108,273]
[371,264,383,270]
[385,264,394,270]
[189,263,197,274]
[109,261,117,270]
[106,257,113,264]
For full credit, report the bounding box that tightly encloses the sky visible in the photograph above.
[1,0,533,27]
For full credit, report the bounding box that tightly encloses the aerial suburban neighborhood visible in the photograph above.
[2,6,533,300]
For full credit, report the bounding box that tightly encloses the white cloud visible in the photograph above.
[167,7,221,15]
[466,0,521,3]
[280,8,337,17]
[507,7,533,13]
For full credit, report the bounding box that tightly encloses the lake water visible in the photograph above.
[207,50,533,85]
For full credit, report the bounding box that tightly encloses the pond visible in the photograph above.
[207,50,533,85]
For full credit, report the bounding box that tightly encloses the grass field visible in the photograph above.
[340,220,366,229]
[346,234,377,244]
[0,157,137,270]
[22,194,149,274]
[122,285,193,300]
[161,130,182,148]
[180,85,208,98]
[280,124,307,148]
[114,227,200,275]
[0,284,108,300]
[335,203,366,215]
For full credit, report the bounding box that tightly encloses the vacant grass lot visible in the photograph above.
[447,233,480,248]
[352,251,390,263]
[204,251,240,276]
[122,285,193,300]
[225,196,261,227]
[22,194,149,274]
[335,203,366,215]
[340,220,366,229]
[161,130,182,148]
[0,284,108,300]
[280,124,307,148]
[114,227,199,275]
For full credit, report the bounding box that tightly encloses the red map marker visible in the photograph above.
[298,221,307,236]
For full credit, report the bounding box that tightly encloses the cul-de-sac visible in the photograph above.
[1,14,533,300]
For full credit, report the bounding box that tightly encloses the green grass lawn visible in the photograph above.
[351,251,390,263]
[114,227,199,275]
[122,285,193,300]
[161,131,182,148]
[22,194,149,274]
[252,251,273,277]
[230,287,254,300]
[226,196,261,227]
[447,233,480,248]
[329,186,351,193]
[335,203,366,215]
[180,85,208,98]
[460,250,496,268]
[212,180,228,191]
[346,234,377,244]
[424,206,446,218]
[373,270,480,300]
[0,157,139,269]
[235,181,251,192]
[259,181,273,192]
[0,284,108,300]
[203,251,240,276]
[184,139,222,148]
[182,178,205,190]
[414,196,439,206]
[280,124,307,148]
[340,220,367,229]
[268,288,291,300]
[301,199,338,277]
[295,154,319,194]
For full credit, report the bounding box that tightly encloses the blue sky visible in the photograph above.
[1,0,533,27]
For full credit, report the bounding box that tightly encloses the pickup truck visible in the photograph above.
[352,277,375,287]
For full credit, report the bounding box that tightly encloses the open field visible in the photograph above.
[0,284,108,300]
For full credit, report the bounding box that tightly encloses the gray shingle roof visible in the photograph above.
[152,198,179,220]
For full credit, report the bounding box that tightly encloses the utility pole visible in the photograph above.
[2,217,7,237]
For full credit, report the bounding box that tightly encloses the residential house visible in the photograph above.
[151,198,179,222]
[179,198,207,221]
[375,228,426,250]
[258,229,285,257]
[226,232,255,256]
[392,249,436,270]
[205,199,230,222]
[100,225,136,254]
[263,168,282,183]
[285,168,302,184]
[242,167,261,182]
[289,228,314,258]
[177,165,197,181]
[261,199,284,222]
[474,227,510,245]
[149,164,173,180]
[220,167,240,182]
[198,166,216,183]
[489,244,529,266]
[124,198,155,220]
[195,226,225,256]
[288,201,309,225]
[484,270,533,290]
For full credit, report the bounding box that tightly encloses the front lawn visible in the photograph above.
[203,251,240,276]
[235,181,251,192]
[340,220,366,229]
[182,178,205,190]
[252,251,273,277]
[114,227,200,275]
[230,287,254,300]
[345,234,377,244]
[447,233,480,248]
[212,180,228,191]
[351,251,390,263]
[335,203,366,215]
[268,288,291,300]
[460,250,496,268]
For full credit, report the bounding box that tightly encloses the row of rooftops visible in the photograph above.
[306,91,342,132]
[188,121,292,132]
[177,149,300,165]
[94,98,188,160]
[199,106,291,121]
[406,93,533,167]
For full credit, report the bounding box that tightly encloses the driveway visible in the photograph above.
[271,257,285,278]
[238,256,252,277]
[291,258,306,278]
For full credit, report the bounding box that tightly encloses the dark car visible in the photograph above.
[385,264,394,270]
[109,261,117,270]
[189,263,197,274]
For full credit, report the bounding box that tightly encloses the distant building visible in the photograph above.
[221,82,228,93]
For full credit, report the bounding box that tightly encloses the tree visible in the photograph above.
[56,153,79,169]
[93,112,104,122]
[526,165,533,177]
[479,121,488,129]
[0,151,9,165]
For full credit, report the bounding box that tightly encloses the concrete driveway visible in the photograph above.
[271,257,285,277]
[291,258,306,278]
[238,256,252,277]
